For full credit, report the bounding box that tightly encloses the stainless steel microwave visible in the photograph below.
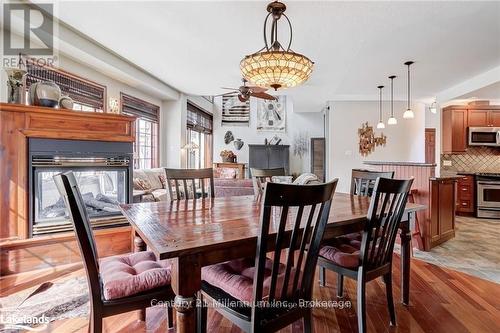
[468,127,500,146]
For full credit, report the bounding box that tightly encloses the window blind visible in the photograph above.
[121,93,159,122]
[25,62,106,110]
[187,102,213,134]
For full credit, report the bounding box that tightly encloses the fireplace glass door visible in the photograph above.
[33,168,128,233]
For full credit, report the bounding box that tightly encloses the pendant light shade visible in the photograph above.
[377,85,385,129]
[387,75,397,125]
[429,101,438,114]
[403,61,415,119]
[240,1,314,90]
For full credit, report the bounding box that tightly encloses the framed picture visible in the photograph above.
[257,96,286,132]
[221,94,250,126]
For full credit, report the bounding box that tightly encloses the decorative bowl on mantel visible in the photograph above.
[29,81,61,108]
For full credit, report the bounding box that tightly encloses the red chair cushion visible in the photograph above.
[201,257,298,303]
[319,243,360,268]
[100,251,171,300]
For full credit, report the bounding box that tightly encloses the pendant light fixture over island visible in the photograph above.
[377,85,385,129]
[387,75,397,125]
[403,61,415,119]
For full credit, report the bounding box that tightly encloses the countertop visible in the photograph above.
[429,176,465,181]
[364,161,437,167]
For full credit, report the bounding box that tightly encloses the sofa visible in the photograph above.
[132,168,168,202]
[133,168,254,202]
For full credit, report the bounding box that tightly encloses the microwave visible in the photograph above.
[468,127,500,146]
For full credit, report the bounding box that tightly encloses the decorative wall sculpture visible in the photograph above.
[293,131,309,158]
[257,96,286,132]
[358,122,387,156]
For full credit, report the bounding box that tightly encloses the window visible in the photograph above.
[186,102,213,169]
[24,58,106,112]
[121,93,159,169]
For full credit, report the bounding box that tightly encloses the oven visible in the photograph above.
[468,127,500,146]
[476,174,500,219]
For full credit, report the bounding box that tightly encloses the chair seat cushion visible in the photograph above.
[201,257,296,303]
[319,243,360,268]
[100,251,171,300]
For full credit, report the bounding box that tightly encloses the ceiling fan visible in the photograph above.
[214,78,277,102]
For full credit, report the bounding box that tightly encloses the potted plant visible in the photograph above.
[220,150,236,163]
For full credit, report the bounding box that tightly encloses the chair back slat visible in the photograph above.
[360,178,414,270]
[165,168,215,201]
[251,180,338,311]
[351,169,395,196]
[53,171,102,301]
[251,167,286,198]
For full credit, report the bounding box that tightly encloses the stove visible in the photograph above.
[476,173,500,219]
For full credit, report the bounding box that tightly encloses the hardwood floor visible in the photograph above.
[2,254,499,333]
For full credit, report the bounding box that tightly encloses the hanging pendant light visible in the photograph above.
[240,1,314,91]
[403,61,415,119]
[429,100,438,114]
[387,75,397,125]
[377,85,385,129]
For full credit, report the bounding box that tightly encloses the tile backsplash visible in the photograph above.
[441,146,500,175]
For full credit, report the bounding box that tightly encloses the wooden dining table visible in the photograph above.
[120,193,426,333]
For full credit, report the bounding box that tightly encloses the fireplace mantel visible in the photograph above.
[0,103,136,241]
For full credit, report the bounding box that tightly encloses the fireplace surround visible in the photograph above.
[29,138,133,236]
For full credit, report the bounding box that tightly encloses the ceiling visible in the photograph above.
[55,1,500,112]
[456,81,500,100]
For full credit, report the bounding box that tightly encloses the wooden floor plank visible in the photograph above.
[3,254,500,333]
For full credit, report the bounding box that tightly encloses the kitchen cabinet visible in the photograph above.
[427,178,457,250]
[456,175,475,215]
[468,109,500,127]
[442,108,467,153]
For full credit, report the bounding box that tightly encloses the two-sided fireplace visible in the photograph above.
[29,138,133,236]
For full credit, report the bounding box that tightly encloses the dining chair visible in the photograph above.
[317,177,414,333]
[350,169,395,196]
[250,167,286,198]
[165,167,215,201]
[53,171,175,333]
[198,179,338,333]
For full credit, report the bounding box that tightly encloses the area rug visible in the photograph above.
[0,276,89,328]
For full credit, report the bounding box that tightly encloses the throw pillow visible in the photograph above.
[158,174,167,189]
[220,168,237,179]
[133,178,152,191]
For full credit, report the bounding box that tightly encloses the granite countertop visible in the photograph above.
[364,161,437,167]
[429,175,465,181]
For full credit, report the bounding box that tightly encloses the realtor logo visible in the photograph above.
[3,3,54,56]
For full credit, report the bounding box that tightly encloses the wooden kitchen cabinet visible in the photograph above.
[442,107,467,153]
[468,109,500,127]
[456,175,475,215]
[490,110,500,126]
[427,178,457,250]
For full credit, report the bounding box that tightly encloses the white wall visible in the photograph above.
[212,96,325,176]
[326,101,426,193]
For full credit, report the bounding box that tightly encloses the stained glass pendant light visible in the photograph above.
[403,61,415,119]
[377,85,385,129]
[387,75,397,125]
[240,1,314,91]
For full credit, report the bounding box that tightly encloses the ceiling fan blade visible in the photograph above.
[221,87,240,91]
[213,91,238,97]
[238,94,248,103]
[248,86,267,93]
[251,92,277,100]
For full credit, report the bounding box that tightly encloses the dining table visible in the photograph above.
[120,193,426,333]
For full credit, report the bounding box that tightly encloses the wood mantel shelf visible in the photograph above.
[0,103,137,275]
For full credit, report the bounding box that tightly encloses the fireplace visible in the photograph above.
[29,138,133,236]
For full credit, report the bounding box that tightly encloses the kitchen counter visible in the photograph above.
[364,161,437,167]
[429,176,464,181]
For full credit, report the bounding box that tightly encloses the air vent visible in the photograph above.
[31,156,130,167]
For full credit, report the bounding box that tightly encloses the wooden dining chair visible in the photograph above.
[250,167,286,198]
[53,171,175,333]
[351,169,395,196]
[317,177,414,333]
[198,179,338,333]
[165,167,215,201]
